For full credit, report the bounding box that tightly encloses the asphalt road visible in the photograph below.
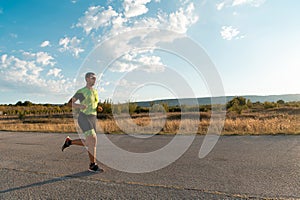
[1,131,300,199]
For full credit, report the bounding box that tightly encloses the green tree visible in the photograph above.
[23,101,33,106]
[15,101,23,106]
[277,100,285,105]
[226,96,249,114]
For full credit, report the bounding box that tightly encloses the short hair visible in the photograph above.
[85,72,96,79]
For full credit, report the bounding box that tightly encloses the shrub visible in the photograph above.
[99,99,112,114]
[18,112,26,120]
[263,101,278,109]
[226,96,249,114]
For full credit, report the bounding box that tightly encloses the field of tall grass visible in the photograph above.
[0,107,299,135]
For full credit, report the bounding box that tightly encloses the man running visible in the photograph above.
[62,72,103,172]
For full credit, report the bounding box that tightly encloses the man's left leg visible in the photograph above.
[85,131,97,163]
[85,129,102,172]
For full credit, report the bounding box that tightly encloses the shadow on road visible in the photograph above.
[0,171,96,194]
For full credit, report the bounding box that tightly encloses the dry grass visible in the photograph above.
[97,114,299,135]
[223,116,299,135]
[0,107,299,135]
[0,118,77,133]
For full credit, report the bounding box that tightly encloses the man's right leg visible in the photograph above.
[71,139,85,146]
[62,136,85,151]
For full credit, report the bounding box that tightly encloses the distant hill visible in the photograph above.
[136,94,300,107]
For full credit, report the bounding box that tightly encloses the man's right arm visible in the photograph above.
[68,96,86,109]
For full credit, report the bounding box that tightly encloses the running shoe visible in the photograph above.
[88,163,103,172]
[61,136,72,151]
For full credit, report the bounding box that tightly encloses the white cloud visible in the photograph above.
[0,8,3,14]
[0,53,72,95]
[116,79,139,88]
[77,1,198,38]
[22,51,36,58]
[232,0,248,6]
[47,68,63,78]
[132,17,160,29]
[216,2,225,10]
[0,54,42,83]
[221,26,240,40]
[1,54,7,65]
[59,36,84,57]
[40,40,50,48]
[123,0,151,18]
[112,14,127,28]
[59,37,69,48]
[179,0,191,5]
[137,55,165,72]
[110,52,165,73]
[119,2,198,34]
[216,0,266,10]
[232,0,265,7]
[36,52,55,66]
[21,51,55,66]
[76,6,118,35]
[167,3,199,33]
[111,61,138,73]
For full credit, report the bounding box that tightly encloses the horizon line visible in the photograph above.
[1,93,299,105]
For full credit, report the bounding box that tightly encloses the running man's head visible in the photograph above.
[85,72,96,88]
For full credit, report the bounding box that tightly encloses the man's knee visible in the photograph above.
[86,134,96,146]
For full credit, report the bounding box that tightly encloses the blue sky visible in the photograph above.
[0,0,299,104]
